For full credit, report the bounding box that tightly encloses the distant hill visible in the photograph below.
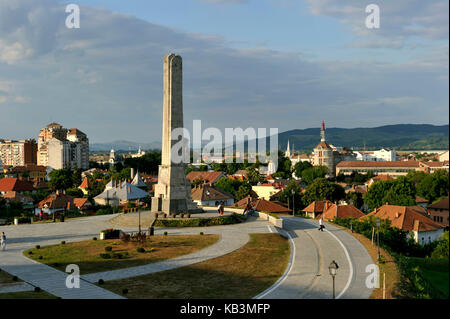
[278,124,449,151]
[90,124,449,153]
[90,140,161,152]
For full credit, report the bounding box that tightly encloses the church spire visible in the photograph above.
[286,140,291,157]
[321,120,326,142]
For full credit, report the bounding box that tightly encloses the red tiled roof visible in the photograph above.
[186,171,224,184]
[80,177,90,188]
[73,198,90,208]
[415,196,428,204]
[0,178,34,192]
[419,161,447,168]
[252,199,292,213]
[315,141,332,150]
[38,193,75,210]
[302,200,334,213]
[371,174,394,182]
[337,161,420,168]
[191,185,234,201]
[428,197,449,210]
[363,205,444,232]
[8,165,47,173]
[320,204,365,220]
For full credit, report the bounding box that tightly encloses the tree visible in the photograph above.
[72,168,82,187]
[276,150,292,179]
[247,167,263,185]
[416,169,449,203]
[214,177,250,198]
[303,178,346,205]
[346,191,364,210]
[49,169,74,191]
[301,166,328,184]
[66,188,84,198]
[406,170,427,186]
[364,176,416,211]
[293,161,312,179]
[431,232,449,258]
[277,180,304,212]
[235,184,252,201]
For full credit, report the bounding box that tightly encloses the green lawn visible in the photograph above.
[24,234,219,274]
[100,233,290,299]
[408,257,449,298]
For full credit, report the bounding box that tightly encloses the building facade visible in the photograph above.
[0,139,37,167]
[37,123,89,170]
[312,121,335,176]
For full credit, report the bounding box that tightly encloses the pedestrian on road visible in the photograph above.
[1,232,6,251]
[220,202,225,216]
[318,217,325,232]
[243,203,253,216]
[217,202,221,215]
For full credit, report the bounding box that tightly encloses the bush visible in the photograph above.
[136,247,145,253]
[35,245,40,249]
[38,256,43,260]
[111,253,123,259]
[98,279,104,285]
[100,253,111,259]
[105,246,113,252]
[92,237,97,241]
[34,287,41,292]
[164,231,168,236]
[28,251,33,255]
[61,241,66,245]
[122,288,128,295]
[200,232,204,235]
[12,276,18,281]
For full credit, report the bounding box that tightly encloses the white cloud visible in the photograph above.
[304,0,449,48]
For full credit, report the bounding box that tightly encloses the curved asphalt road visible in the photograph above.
[256,217,374,299]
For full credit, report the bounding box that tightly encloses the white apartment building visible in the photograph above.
[37,123,89,170]
[355,148,398,161]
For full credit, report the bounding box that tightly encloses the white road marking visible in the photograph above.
[296,218,354,299]
[253,230,295,299]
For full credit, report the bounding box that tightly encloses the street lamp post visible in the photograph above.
[291,189,295,216]
[376,218,381,262]
[328,260,339,299]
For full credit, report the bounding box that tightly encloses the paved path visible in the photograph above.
[255,217,374,299]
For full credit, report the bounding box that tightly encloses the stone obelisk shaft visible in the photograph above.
[151,54,200,214]
[161,54,183,166]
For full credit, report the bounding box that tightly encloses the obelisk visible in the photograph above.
[151,54,200,214]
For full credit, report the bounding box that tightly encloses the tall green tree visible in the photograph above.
[49,169,74,191]
[364,176,416,210]
[293,161,312,179]
[416,169,449,203]
[303,178,346,205]
[301,166,328,184]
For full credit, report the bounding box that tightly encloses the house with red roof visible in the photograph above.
[186,171,225,185]
[302,200,334,219]
[362,204,445,244]
[318,204,365,221]
[0,177,34,195]
[191,184,234,207]
[236,198,292,214]
[427,196,449,228]
[38,192,76,215]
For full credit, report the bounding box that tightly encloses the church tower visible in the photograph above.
[286,140,291,158]
[313,121,335,176]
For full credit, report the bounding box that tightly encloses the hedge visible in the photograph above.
[154,213,246,227]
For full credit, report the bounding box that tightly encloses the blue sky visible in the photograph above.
[0,0,448,143]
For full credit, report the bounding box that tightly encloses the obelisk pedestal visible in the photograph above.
[151,54,201,214]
